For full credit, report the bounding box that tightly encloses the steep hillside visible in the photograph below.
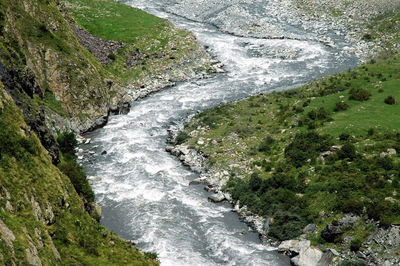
[0,81,157,264]
[0,0,218,263]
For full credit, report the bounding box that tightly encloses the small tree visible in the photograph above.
[384,95,396,105]
[349,88,371,101]
[338,142,357,160]
[334,101,349,112]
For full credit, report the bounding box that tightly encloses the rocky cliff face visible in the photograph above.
[0,0,123,162]
[0,81,157,264]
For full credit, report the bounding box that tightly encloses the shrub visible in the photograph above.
[175,131,189,145]
[107,53,116,61]
[249,173,262,191]
[349,88,371,101]
[339,198,364,215]
[285,132,333,167]
[57,132,77,156]
[58,160,95,207]
[307,110,317,120]
[376,156,394,170]
[334,101,349,112]
[200,115,218,129]
[144,252,158,261]
[317,107,329,120]
[367,128,375,136]
[268,210,308,241]
[339,133,351,141]
[350,238,363,252]
[258,135,275,153]
[384,95,396,105]
[338,142,357,160]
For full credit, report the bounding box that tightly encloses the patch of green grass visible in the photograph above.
[64,0,166,43]
[43,86,68,116]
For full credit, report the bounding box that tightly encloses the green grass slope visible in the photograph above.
[0,81,157,265]
[63,0,215,84]
[179,22,400,259]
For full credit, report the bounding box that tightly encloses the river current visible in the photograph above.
[81,1,359,265]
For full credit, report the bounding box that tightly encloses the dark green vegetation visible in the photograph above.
[0,83,157,264]
[57,132,95,216]
[182,48,400,249]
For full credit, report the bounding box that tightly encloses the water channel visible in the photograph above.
[81,1,359,265]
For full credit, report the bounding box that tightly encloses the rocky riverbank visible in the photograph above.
[165,0,399,60]
[166,125,400,266]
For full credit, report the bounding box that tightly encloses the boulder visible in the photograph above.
[278,240,310,256]
[165,146,174,152]
[321,224,345,242]
[318,249,337,265]
[303,224,317,234]
[298,247,323,266]
[291,255,300,266]
[208,192,225,203]
[339,214,360,228]
[189,178,206,185]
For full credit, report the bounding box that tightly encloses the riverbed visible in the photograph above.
[81,1,359,265]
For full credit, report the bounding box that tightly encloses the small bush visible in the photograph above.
[307,110,317,120]
[338,142,357,160]
[350,238,363,252]
[268,210,308,241]
[175,131,189,145]
[334,101,349,112]
[349,88,371,101]
[57,132,77,156]
[317,107,329,120]
[144,252,158,261]
[285,132,333,167]
[249,173,262,191]
[339,198,364,215]
[258,135,275,153]
[367,128,375,136]
[339,133,351,141]
[384,95,396,105]
[58,160,95,207]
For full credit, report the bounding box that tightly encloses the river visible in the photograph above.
[81,1,359,265]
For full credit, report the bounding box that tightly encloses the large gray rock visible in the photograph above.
[0,218,15,252]
[298,246,323,266]
[208,192,226,203]
[303,224,317,234]
[318,249,338,265]
[278,240,310,256]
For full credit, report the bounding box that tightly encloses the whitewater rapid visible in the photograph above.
[81,1,358,265]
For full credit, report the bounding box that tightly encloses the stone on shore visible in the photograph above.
[208,192,226,203]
